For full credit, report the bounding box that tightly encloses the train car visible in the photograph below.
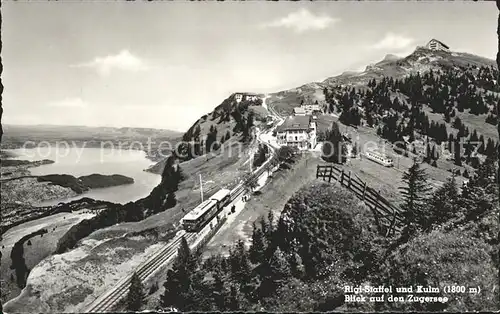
[210,188,231,209]
[181,199,218,232]
[364,150,394,167]
[182,188,232,232]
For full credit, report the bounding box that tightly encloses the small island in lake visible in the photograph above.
[37,173,135,193]
[78,174,135,189]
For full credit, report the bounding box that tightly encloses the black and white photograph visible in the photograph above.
[0,1,499,313]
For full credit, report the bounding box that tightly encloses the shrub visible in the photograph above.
[376,229,498,312]
[276,181,381,280]
[149,282,159,295]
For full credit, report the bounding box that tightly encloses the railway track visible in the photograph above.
[84,232,197,312]
[83,120,280,313]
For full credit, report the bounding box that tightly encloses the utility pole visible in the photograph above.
[250,150,253,172]
[199,174,204,202]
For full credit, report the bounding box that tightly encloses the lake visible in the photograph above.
[6,146,161,206]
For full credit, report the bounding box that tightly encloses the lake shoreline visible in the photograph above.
[1,146,161,211]
[1,142,168,163]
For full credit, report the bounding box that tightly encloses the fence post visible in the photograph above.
[362,182,367,201]
[376,190,381,209]
[340,169,344,186]
[371,205,382,234]
[328,166,333,183]
[348,171,352,188]
[386,211,398,237]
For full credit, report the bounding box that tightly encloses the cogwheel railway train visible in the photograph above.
[181,151,273,232]
[181,188,232,232]
[364,150,394,167]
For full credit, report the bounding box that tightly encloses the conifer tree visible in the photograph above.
[268,247,291,286]
[288,251,305,278]
[165,192,177,208]
[460,158,497,221]
[127,272,145,311]
[424,143,432,163]
[183,269,209,312]
[454,136,462,166]
[424,174,459,230]
[258,215,269,244]
[212,268,227,311]
[231,240,253,298]
[258,247,291,299]
[227,284,240,311]
[351,142,358,157]
[485,138,496,157]
[470,129,479,142]
[249,222,265,264]
[160,237,194,310]
[399,160,432,236]
[452,117,462,129]
[322,121,346,163]
[176,165,185,188]
[266,211,275,246]
[478,135,486,154]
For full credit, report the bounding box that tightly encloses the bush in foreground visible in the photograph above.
[376,228,498,312]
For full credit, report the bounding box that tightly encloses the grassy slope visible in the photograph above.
[2,137,256,313]
[0,210,95,304]
[314,114,467,205]
[202,152,321,258]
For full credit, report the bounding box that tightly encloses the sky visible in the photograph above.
[3,1,498,132]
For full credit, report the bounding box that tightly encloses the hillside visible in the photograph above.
[147,93,268,173]
[180,93,268,156]
[267,45,498,177]
[268,46,497,115]
[153,158,499,312]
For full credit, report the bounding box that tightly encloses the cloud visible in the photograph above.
[261,8,339,33]
[371,33,415,51]
[71,50,149,76]
[47,97,88,108]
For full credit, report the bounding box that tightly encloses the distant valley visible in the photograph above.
[1,124,183,162]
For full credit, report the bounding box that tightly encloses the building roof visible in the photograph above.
[236,92,259,96]
[428,38,449,49]
[294,107,306,114]
[276,116,311,132]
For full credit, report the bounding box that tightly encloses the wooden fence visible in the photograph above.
[316,164,405,237]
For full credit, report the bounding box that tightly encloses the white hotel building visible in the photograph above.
[235,93,260,103]
[426,39,450,52]
[276,116,317,150]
